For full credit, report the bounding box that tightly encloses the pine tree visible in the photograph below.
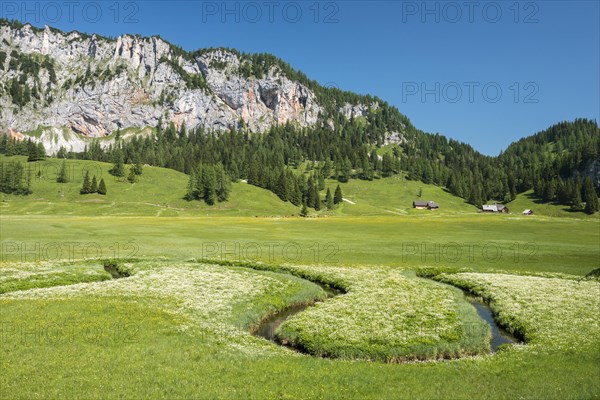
[290,177,302,206]
[318,173,325,191]
[570,190,583,211]
[109,150,125,177]
[468,185,483,208]
[132,153,143,175]
[275,170,287,201]
[185,170,196,200]
[97,178,107,195]
[307,177,319,209]
[334,185,343,205]
[338,157,352,183]
[36,143,46,161]
[543,179,556,202]
[90,175,98,193]
[582,177,599,214]
[26,140,38,162]
[215,163,231,202]
[57,160,69,183]
[325,187,334,210]
[127,166,137,183]
[202,166,217,205]
[80,171,91,194]
[382,153,393,177]
[299,202,309,217]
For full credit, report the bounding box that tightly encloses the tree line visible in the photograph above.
[1,116,597,214]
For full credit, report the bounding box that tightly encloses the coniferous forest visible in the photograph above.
[0,114,598,213]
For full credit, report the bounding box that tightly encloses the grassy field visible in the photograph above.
[3,156,592,219]
[1,260,599,399]
[1,156,599,399]
[1,214,597,275]
[0,156,299,217]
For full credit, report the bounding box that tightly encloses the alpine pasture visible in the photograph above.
[1,158,599,399]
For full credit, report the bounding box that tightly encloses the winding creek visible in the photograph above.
[254,283,341,343]
[253,276,517,355]
[468,297,517,351]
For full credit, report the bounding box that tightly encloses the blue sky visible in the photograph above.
[4,1,599,155]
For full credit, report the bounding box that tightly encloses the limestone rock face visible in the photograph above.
[0,22,392,152]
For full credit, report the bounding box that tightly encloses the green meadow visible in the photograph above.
[1,157,599,399]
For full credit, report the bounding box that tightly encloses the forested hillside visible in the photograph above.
[0,20,598,214]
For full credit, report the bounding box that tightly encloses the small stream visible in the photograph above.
[254,284,341,343]
[467,297,517,351]
[254,279,517,354]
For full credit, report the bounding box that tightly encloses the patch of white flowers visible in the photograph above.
[1,262,311,355]
[435,272,600,350]
[0,261,111,292]
[276,265,485,361]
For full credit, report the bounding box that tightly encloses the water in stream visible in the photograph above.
[254,285,517,354]
[255,284,340,343]
[467,298,516,351]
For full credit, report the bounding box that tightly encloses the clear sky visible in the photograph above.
[4,0,599,155]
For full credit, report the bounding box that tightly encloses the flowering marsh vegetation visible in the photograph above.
[253,265,492,361]
[1,261,326,353]
[430,272,600,350]
[0,261,112,293]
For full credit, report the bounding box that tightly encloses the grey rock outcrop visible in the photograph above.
[0,23,324,151]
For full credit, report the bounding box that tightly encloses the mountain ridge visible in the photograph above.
[0,19,408,154]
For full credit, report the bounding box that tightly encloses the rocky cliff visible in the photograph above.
[0,21,350,152]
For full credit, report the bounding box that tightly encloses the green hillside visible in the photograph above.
[2,156,598,219]
[0,156,299,217]
[1,156,488,218]
[326,175,478,216]
[506,190,599,218]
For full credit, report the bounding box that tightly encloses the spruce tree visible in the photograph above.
[318,174,325,191]
[109,150,125,177]
[314,191,321,211]
[202,166,217,205]
[132,153,143,175]
[325,187,334,210]
[90,175,98,193]
[36,143,46,161]
[275,170,287,201]
[582,178,599,214]
[127,167,137,183]
[97,178,107,195]
[26,140,38,162]
[185,170,196,200]
[57,160,69,183]
[334,185,343,205]
[80,171,91,194]
[215,163,231,202]
[300,202,309,217]
[570,190,583,211]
